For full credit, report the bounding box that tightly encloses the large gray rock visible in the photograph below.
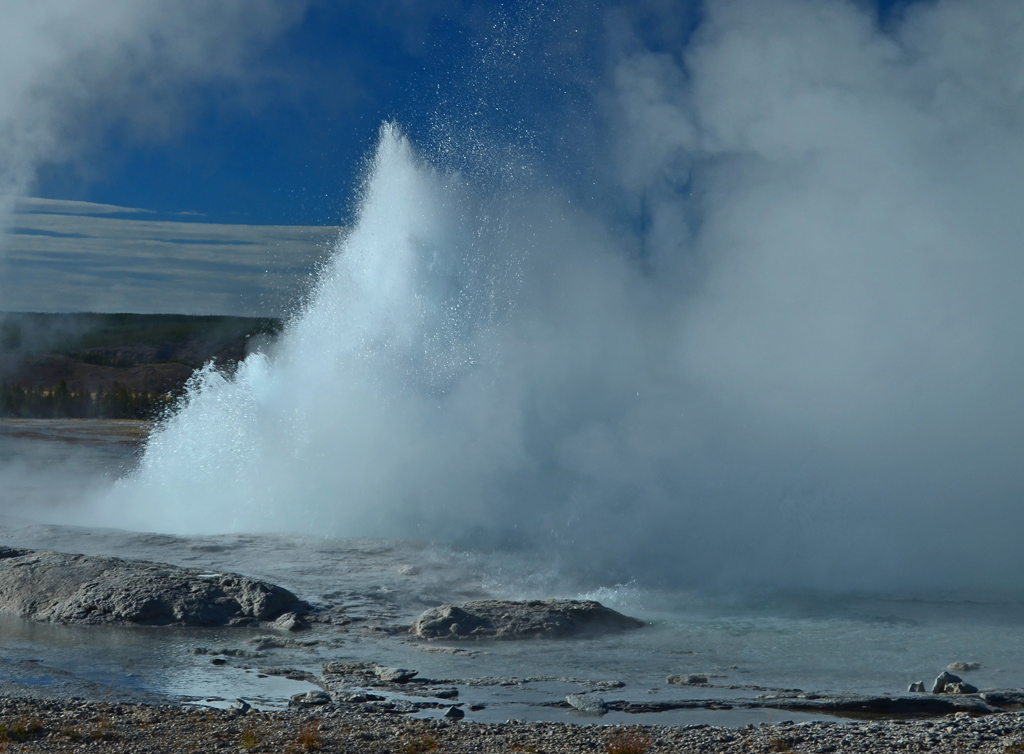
[933,671,959,694]
[443,705,465,720]
[945,681,979,694]
[566,693,608,715]
[0,546,302,626]
[411,599,644,640]
[374,666,418,683]
[932,671,978,695]
[289,690,331,707]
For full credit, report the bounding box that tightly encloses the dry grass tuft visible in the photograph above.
[240,726,259,749]
[605,726,653,754]
[292,720,322,752]
[0,717,43,743]
[402,734,440,754]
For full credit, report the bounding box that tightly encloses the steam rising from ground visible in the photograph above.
[80,0,1024,595]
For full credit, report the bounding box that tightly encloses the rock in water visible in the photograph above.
[374,666,418,683]
[946,681,979,694]
[230,699,252,715]
[411,599,644,640]
[933,671,958,694]
[0,547,302,626]
[948,661,982,672]
[565,693,609,715]
[273,611,308,631]
[908,681,926,693]
[334,692,385,703]
[932,671,978,695]
[443,705,465,720]
[289,690,331,707]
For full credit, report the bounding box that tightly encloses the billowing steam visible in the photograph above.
[60,0,1024,596]
[0,0,307,240]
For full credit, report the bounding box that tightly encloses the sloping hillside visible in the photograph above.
[0,313,281,418]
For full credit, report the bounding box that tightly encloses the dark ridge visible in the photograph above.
[0,312,282,419]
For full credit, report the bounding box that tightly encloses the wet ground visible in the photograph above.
[0,420,1018,727]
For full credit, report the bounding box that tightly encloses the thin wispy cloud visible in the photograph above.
[0,0,317,310]
[0,0,310,197]
[11,197,152,217]
[1,198,336,315]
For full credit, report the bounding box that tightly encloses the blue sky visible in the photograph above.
[27,1,594,227]
[0,0,622,314]
[22,0,912,226]
[0,0,961,315]
[31,3,458,227]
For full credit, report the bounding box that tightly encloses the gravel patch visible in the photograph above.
[3,696,1024,753]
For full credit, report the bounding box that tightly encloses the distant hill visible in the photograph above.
[0,312,282,419]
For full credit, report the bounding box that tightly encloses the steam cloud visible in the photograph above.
[0,0,309,252]
[57,0,1024,596]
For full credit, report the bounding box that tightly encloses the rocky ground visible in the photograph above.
[1,528,1022,750]
[3,695,1024,753]
[2,542,1022,740]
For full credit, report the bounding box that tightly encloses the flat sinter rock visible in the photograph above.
[411,599,644,640]
[0,546,302,626]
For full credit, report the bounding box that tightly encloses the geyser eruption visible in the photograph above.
[100,125,536,540]
[94,122,678,565]
[88,0,1024,597]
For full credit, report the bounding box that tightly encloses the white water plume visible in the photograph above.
[82,0,1024,597]
[96,125,528,538]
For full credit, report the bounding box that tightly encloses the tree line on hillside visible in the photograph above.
[0,380,174,420]
[0,312,282,363]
